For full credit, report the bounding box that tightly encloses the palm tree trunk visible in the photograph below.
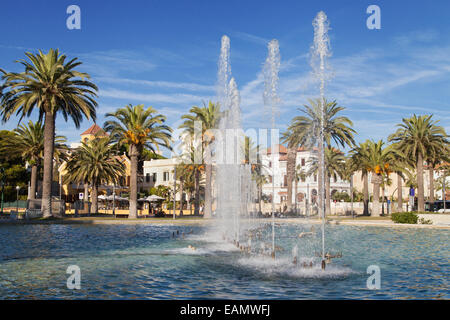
[372,175,381,217]
[286,147,296,212]
[91,184,98,214]
[129,145,138,219]
[41,111,55,218]
[397,173,403,212]
[417,153,425,212]
[204,163,212,218]
[179,178,184,216]
[294,177,298,215]
[382,186,385,215]
[194,168,200,215]
[317,140,325,219]
[363,172,369,215]
[258,186,262,213]
[84,183,89,201]
[429,165,435,203]
[326,175,331,215]
[29,164,38,200]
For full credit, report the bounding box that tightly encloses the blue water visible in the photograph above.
[0,223,448,299]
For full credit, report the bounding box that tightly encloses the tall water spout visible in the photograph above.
[311,11,332,264]
[214,36,249,244]
[263,39,281,258]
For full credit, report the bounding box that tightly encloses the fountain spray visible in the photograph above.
[263,39,281,259]
[311,11,332,267]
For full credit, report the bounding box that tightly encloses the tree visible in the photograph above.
[308,146,346,215]
[64,137,125,214]
[179,101,222,218]
[388,115,449,212]
[176,141,205,215]
[360,140,402,217]
[104,104,172,218]
[0,121,67,199]
[284,98,355,217]
[349,141,371,215]
[0,49,97,217]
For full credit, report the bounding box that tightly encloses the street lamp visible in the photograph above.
[0,167,5,215]
[16,186,20,214]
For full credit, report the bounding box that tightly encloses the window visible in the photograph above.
[268,176,272,183]
[301,158,305,166]
[283,175,287,187]
[314,175,317,182]
[163,172,169,181]
[146,173,150,183]
[152,173,157,182]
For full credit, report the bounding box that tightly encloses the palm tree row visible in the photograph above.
[1,49,448,219]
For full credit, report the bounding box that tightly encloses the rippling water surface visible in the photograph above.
[0,223,448,299]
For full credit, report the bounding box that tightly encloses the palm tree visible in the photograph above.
[308,146,346,215]
[0,49,97,217]
[295,166,308,215]
[349,141,371,215]
[1,121,67,200]
[424,143,450,204]
[64,137,125,214]
[179,101,222,218]
[388,114,449,212]
[104,104,172,218]
[284,98,355,217]
[361,140,403,216]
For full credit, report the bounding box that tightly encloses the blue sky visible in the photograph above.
[1,0,450,151]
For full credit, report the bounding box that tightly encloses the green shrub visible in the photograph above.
[418,217,432,225]
[391,212,418,224]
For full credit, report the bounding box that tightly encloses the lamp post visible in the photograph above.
[0,167,4,215]
[16,186,20,214]
[112,184,116,217]
[350,174,354,219]
[173,166,177,220]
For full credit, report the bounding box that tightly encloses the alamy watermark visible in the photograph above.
[66,265,81,289]
[366,5,381,30]
[66,5,81,30]
[366,265,381,290]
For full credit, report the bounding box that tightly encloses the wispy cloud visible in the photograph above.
[95,77,214,92]
[233,31,270,45]
[99,88,212,105]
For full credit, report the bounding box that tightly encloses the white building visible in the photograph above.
[143,158,182,200]
[261,144,350,207]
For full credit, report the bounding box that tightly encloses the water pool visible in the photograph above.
[0,223,448,299]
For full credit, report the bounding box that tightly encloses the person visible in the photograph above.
[200,205,204,215]
[188,245,196,251]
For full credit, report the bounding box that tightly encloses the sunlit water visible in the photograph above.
[0,223,448,299]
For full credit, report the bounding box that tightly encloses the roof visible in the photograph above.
[267,144,288,155]
[81,124,105,136]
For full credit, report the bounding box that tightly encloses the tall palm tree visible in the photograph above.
[388,114,449,212]
[308,146,346,215]
[285,98,355,216]
[64,137,125,214]
[361,140,403,216]
[349,141,371,215]
[0,49,97,217]
[295,166,308,215]
[424,143,450,204]
[104,104,172,218]
[179,101,222,218]
[0,121,67,200]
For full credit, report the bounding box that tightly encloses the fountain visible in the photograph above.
[263,39,281,258]
[311,11,332,269]
[213,12,335,269]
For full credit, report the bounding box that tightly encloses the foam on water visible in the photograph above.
[237,256,354,279]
